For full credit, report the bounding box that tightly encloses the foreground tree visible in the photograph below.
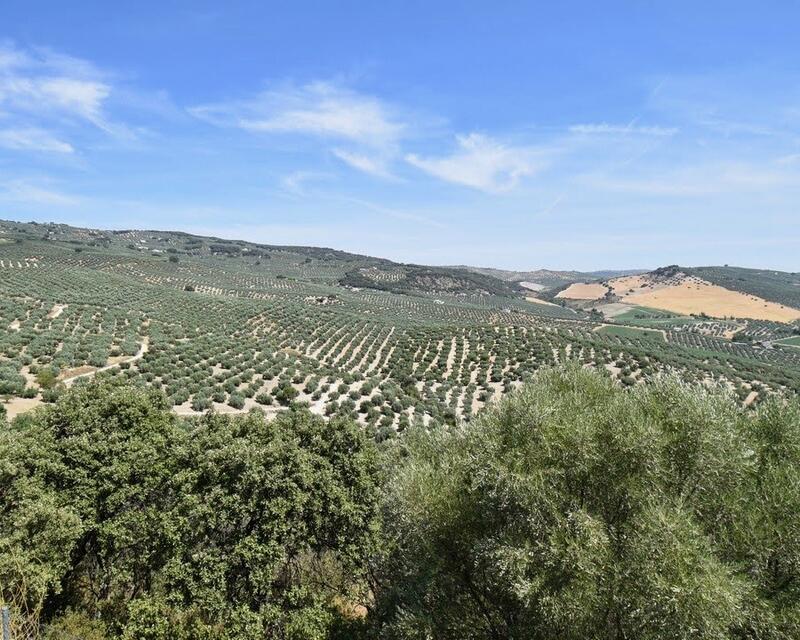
[0,380,380,639]
[374,366,800,639]
[0,382,181,637]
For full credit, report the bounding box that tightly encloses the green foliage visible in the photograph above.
[690,265,800,310]
[0,380,381,638]
[340,264,523,297]
[42,612,108,640]
[0,365,26,395]
[34,366,58,389]
[375,365,800,639]
[274,381,299,406]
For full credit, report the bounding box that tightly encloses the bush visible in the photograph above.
[255,391,273,405]
[227,392,245,409]
[43,611,107,640]
[191,394,212,412]
[35,366,59,390]
[0,366,26,395]
[274,382,299,406]
[41,386,62,403]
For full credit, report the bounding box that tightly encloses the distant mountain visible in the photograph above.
[457,266,647,290]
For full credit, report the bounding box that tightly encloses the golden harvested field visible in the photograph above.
[625,280,800,322]
[555,282,609,300]
[608,275,648,296]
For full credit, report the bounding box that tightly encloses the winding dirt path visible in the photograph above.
[3,338,151,420]
[63,336,150,386]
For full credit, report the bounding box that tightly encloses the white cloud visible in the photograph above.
[332,149,394,179]
[191,80,407,178]
[38,77,110,126]
[645,72,798,138]
[569,122,678,136]
[405,133,541,192]
[0,43,113,130]
[0,127,74,153]
[0,46,29,70]
[191,81,404,146]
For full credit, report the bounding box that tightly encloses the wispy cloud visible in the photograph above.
[646,72,799,139]
[191,80,407,178]
[0,179,80,206]
[569,122,678,136]
[239,82,403,146]
[332,148,395,179]
[0,127,74,153]
[406,133,542,193]
[0,42,114,132]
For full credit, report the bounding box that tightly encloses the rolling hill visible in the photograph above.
[458,265,646,290]
[554,265,800,323]
[0,219,798,428]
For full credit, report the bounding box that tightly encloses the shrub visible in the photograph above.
[376,365,800,639]
[274,382,299,406]
[227,392,245,409]
[35,366,58,390]
[0,366,26,395]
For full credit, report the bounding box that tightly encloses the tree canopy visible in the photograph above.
[1,367,799,639]
[0,380,380,639]
[374,366,800,639]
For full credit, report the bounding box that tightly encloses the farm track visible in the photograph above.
[63,336,150,386]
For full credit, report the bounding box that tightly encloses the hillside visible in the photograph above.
[688,265,800,310]
[17,219,518,297]
[459,265,646,290]
[555,265,800,323]
[1,220,799,427]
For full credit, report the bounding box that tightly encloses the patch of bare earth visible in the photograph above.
[624,280,800,322]
[519,281,545,292]
[596,302,635,318]
[555,282,609,300]
[3,397,42,420]
[47,303,67,319]
[608,275,648,296]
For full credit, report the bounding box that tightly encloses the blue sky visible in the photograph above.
[0,2,798,270]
